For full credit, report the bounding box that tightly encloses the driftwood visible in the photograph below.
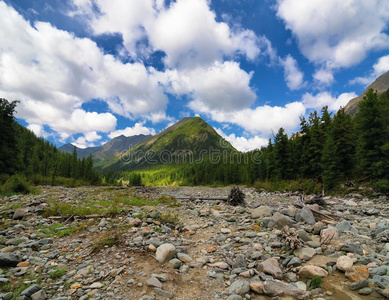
[48,214,103,221]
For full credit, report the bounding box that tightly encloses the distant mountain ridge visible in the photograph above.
[59,134,151,161]
[95,116,237,171]
[344,70,389,116]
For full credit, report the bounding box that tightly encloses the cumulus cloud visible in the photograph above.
[350,55,389,86]
[108,122,156,139]
[0,1,168,140]
[84,131,102,142]
[280,55,306,90]
[275,0,389,83]
[302,92,357,111]
[160,61,256,112]
[215,128,268,152]
[72,0,271,68]
[190,101,306,135]
[72,136,97,149]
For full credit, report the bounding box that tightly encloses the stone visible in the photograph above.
[336,256,354,272]
[292,281,307,291]
[154,288,174,299]
[20,285,41,297]
[146,277,162,289]
[208,261,229,269]
[298,266,328,278]
[358,288,373,295]
[226,295,243,300]
[221,228,232,234]
[293,247,316,261]
[249,281,264,294]
[232,254,247,269]
[320,225,338,244]
[267,212,296,229]
[345,266,369,281]
[176,253,192,263]
[340,243,363,255]
[349,280,369,291]
[228,280,250,296]
[251,206,273,219]
[297,229,312,242]
[31,289,47,300]
[155,244,176,264]
[262,280,308,300]
[257,258,283,279]
[89,282,103,289]
[13,208,27,220]
[300,207,315,225]
[17,261,29,267]
[336,220,358,234]
[313,222,326,235]
[287,257,302,267]
[0,253,22,267]
[169,258,182,269]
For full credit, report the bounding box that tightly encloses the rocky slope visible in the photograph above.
[344,70,389,116]
[1,186,389,299]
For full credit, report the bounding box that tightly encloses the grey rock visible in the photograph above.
[340,243,363,255]
[262,280,308,300]
[0,253,22,267]
[297,229,312,242]
[13,208,27,220]
[294,247,316,261]
[146,277,162,289]
[257,258,283,279]
[349,280,369,291]
[300,207,315,225]
[20,285,41,297]
[312,222,326,235]
[287,257,302,267]
[267,212,296,229]
[358,287,373,295]
[251,206,274,219]
[336,220,358,234]
[226,295,243,300]
[169,258,182,269]
[154,288,174,299]
[176,253,192,263]
[228,280,250,295]
[232,254,247,269]
[156,244,176,264]
[31,289,47,300]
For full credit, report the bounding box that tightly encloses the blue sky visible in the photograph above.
[1,0,389,151]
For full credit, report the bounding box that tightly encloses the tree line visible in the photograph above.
[0,98,100,189]
[127,88,389,193]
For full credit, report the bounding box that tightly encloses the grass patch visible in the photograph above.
[36,223,81,238]
[49,268,67,280]
[92,227,122,253]
[310,276,323,289]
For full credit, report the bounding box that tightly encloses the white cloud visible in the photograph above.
[350,55,389,86]
[84,131,102,142]
[0,1,168,140]
[108,122,156,139]
[280,55,306,90]
[313,69,334,86]
[275,0,389,83]
[216,128,268,152]
[73,0,271,68]
[191,100,306,135]
[302,92,357,111]
[72,136,96,149]
[27,124,49,138]
[161,61,256,112]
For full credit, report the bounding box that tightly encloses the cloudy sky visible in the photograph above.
[1,0,389,151]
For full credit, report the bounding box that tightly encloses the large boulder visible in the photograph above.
[267,212,296,229]
[156,244,176,264]
[300,207,316,225]
[257,258,283,279]
[294,247,316,261]
[298,266,328,278]
[251,206,274,219]
[336,256,354,272]
[0,253,22,267]
[263,280,309,300]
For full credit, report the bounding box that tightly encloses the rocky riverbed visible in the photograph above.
[1,185,389,300]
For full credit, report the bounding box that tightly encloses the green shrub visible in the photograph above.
[49,268,67,279]
[311,276,323,289]
[1,174,31,195]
